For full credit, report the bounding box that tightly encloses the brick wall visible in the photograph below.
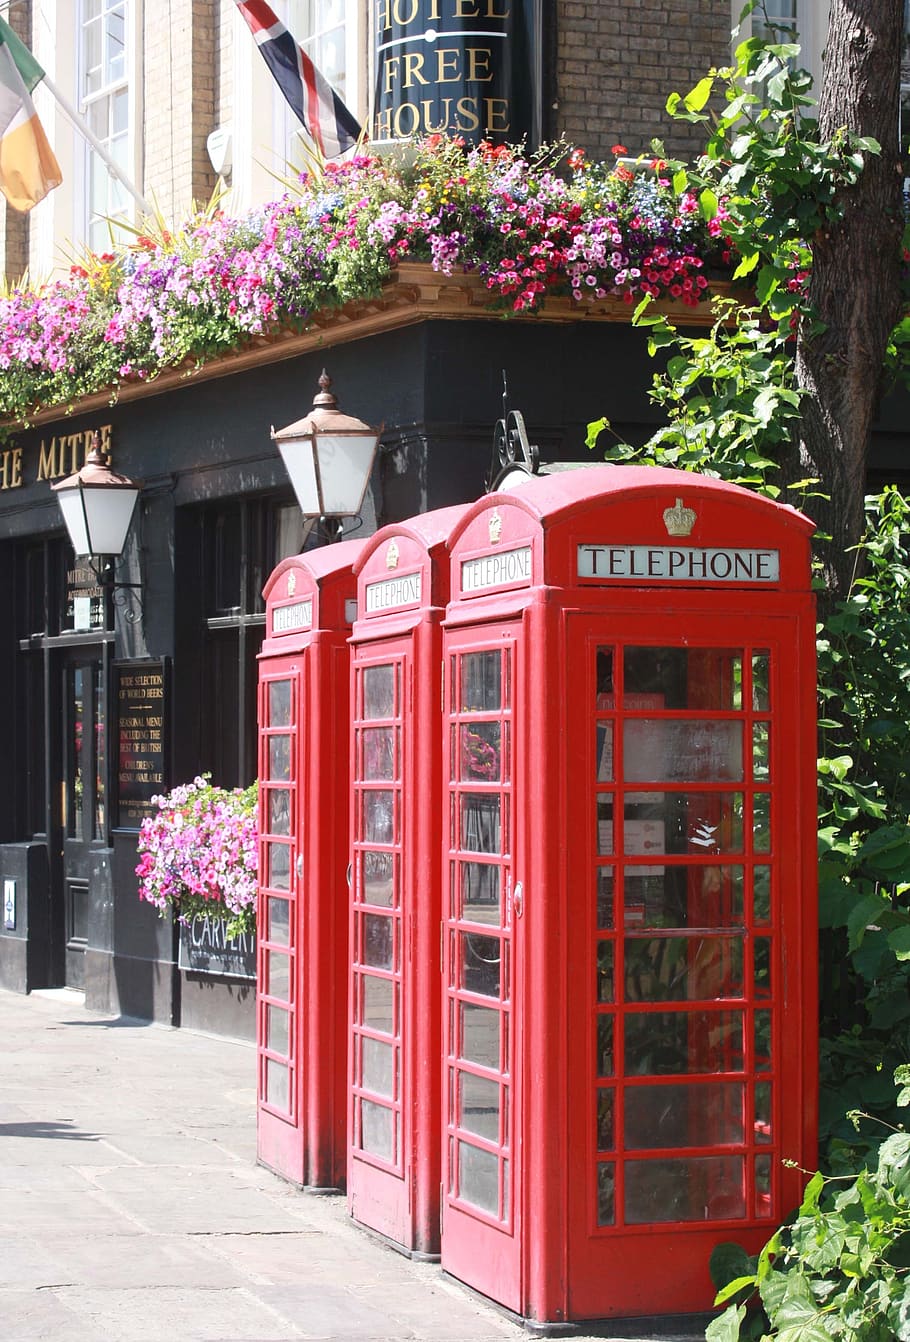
[554,0,731,163]
[142,0,217,217]
[0,0,32,279]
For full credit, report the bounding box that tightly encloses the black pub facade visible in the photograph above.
[0,274,679,1037]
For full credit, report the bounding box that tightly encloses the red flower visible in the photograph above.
[611,144,628,156]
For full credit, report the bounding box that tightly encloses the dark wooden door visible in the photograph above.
[61,654,105,988]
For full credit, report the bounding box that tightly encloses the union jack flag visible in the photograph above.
[234,0,361,160]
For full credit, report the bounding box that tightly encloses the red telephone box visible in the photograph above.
[257,539,364,1189]
[440,466,817,1324]
[347,505,464,1256]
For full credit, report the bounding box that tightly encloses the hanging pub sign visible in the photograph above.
[65,562,106,632]
[114,659,169,829]
[373,0,541,146]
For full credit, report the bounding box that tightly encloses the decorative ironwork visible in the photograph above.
[486,371,539,492]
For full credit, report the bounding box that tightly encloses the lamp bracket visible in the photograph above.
[486,371,539,491]
[313,514,364,545]
[84,556,142,590]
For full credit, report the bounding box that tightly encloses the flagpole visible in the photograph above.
[39,71,153,216]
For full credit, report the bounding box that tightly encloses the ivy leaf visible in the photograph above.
[846,893,889,950]
[585,417,610,450]
[878,1133,910,1198]
[770,1277,834,1340]
[887,925,910,962]
[888,1277,910,1341]
[798,1171,826,1216]
[818,754,853,781]
[729,132,755,161]
[732,251,761,280]
[855,825,909,862]
[710,1239,758,1293]
[753,388,779,426]
[755,263,781,304]
[684,76,715,113]
[705,1304,747,1342]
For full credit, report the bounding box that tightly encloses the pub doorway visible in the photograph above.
[59,648,107,988]
[11,538,114,991]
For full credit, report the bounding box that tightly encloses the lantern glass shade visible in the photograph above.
[277,430,381,519]
[272,371,381,524]
[54,479,140,558]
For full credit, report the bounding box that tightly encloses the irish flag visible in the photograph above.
[0,17,61,212]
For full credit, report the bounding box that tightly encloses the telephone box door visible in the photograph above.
[440,627,523,1311]
[348,639,411,1243]
[257,659,303,1181]
[564,608,815,1318]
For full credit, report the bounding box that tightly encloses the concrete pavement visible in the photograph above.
[0,987,706,1341]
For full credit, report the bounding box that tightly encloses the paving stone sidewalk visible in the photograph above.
[0,987,705,1342]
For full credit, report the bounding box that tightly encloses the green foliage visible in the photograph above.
[613,296,806,500]
[660,2,879,322]
[707,1081,910,1341]
[584,13,910,1340]
[587,14,910,1177]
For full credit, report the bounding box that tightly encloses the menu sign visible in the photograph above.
[115,660,168,828]
[178,913,256,981]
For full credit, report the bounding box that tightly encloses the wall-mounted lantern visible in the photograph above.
[272,371,381,543]
[52,432,141,579]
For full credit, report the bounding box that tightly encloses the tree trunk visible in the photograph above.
[791,0,904,602]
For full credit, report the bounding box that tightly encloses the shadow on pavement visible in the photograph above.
[59,1016,154,1029]
[0,1119,100,1141]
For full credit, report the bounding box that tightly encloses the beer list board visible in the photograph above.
[115,661,167,829]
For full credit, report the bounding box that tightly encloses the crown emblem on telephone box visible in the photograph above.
[663,498,697,537]
[385,539,400,570]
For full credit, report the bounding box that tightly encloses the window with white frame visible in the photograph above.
[80,0,130,252]
[736,0,830,97]
[751,0,798,45]
[279,0,362,171]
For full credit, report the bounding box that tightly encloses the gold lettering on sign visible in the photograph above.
[0,447,23,491]
[374,0,513,141]
[36,423,114,484]
[377,0,508,20]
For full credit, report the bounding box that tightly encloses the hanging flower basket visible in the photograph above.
[135,775,259,939]
[0,137,740,428]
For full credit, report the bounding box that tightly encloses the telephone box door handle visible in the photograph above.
[513,881,524,918]
[295,854,304,878]
[346,863,353,888]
